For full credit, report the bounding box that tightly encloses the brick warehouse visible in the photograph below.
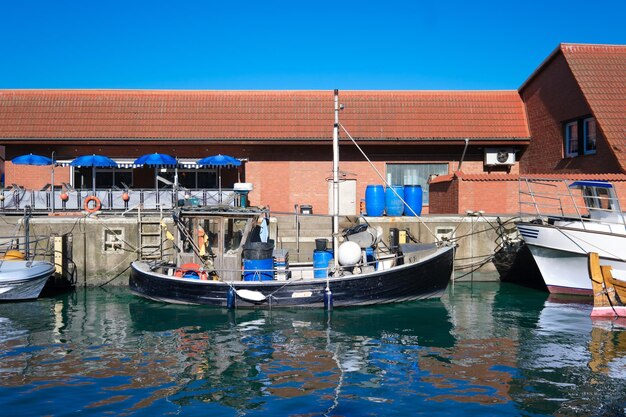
[1,43,625,215]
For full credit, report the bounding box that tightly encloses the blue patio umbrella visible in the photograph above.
[12,153,57,212]
[12,153,53,166]
[134,152,177,167]
[69,154,118,194]
[197,154,241,203]
[133,153,178,194]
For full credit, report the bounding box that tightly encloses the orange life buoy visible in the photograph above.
[84,196,102,213]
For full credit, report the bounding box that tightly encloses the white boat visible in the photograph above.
[516,179,626,295]
[0,259,55,301]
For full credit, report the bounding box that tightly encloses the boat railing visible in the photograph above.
[0,188,241,214]
[518,177,626,229]
[160,249,402,281]
[0,233,53,262]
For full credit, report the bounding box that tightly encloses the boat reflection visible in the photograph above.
[3,286,626,415]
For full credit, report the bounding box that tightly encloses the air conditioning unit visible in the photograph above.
[484,148,516,166]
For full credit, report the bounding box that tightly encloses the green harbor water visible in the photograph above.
[1,283,626,416]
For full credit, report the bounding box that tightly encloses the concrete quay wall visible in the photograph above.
[0,213,519,286]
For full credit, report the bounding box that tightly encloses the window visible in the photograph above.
[73,168,133,189]
[564,117,597,157]
[584,118,597,154]
[565,121,578,157]
[104,229,124,252]
[161,169,218,189]
[386,163,449,205]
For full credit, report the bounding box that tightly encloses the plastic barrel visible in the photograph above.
[243,258,274,281]
[385,186,404,216]
[365,185,385,216]
[403,185,423,216]
[313,250,333,278]
[243,242,274,260]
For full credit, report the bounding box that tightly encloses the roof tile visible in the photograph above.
[0,90,529,141]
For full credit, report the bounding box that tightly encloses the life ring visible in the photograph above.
[84,196,102,213]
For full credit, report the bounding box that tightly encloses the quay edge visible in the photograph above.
[0,213,520,286]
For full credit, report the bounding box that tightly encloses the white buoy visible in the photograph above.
[338,241,361,266]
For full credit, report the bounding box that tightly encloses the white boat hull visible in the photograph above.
[0,261,55,301]
[517,222,626,295]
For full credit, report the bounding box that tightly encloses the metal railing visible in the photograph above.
[0,188,241,213]
[518,177,626,229]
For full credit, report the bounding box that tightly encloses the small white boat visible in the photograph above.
[517,179,626,295]
[0,259,55,301]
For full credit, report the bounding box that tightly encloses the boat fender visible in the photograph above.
[200,271,209,280]
[84,196,102,213]
[227,287,236,309]
[236,289,266,303]
[338,241,361,266]
[324,287,333,310]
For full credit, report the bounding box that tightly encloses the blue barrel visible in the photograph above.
[365,185,385,216]
[243,258,274,281]
[403,185,423,216]
[385,186,404,216]
[313,250,333,278]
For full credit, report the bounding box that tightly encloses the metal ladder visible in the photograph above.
[137,207,164,261]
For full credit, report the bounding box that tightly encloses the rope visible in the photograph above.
[339,123,439,242]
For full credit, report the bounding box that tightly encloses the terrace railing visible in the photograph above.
[0,188,241,213]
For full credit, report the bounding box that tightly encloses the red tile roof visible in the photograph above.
[521,43,626,172]
[0,90,529,142]
[560,44,626,172]
[429,171,626,184]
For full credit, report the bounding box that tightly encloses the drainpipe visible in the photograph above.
[457,138,469,171]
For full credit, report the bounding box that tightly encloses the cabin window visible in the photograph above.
[386,163,448,205]
[197,219,219,257]
[582,186,614,211]
[224,218,248,252]
[583,118,597,155]
[564,121,579,157]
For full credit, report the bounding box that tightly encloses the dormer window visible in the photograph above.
[564,116,597,157]
[565,121,578,157]
[583,117,597,154]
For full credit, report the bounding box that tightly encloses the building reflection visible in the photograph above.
[3,285,626,415]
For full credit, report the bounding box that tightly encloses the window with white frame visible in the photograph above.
[564,117,597,158]
[584,117,597,155]
[565,121,579,157]
[386,163,449,205]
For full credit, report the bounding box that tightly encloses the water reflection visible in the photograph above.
[1,285,626,416]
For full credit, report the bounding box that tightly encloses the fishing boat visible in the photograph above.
[516,178,626,296]
[129,90,455,309]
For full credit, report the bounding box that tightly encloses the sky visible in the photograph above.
[1,0,625,91]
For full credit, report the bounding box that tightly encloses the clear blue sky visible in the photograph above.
[1,0,625,90]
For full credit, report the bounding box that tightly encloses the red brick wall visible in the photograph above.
[429,178,458,214]
[3,143,522,214]
[4,163,70,189]
[457,180,520,214]
[520,53,622,174]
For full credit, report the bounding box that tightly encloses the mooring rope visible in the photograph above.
[339,123,439,242]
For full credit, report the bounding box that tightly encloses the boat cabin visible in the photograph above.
[569,181,624,223]
[175,208,269,282]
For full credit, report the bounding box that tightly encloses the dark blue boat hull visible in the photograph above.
[129,246,454,308]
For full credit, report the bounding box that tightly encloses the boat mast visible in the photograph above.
[332,89,340,270]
